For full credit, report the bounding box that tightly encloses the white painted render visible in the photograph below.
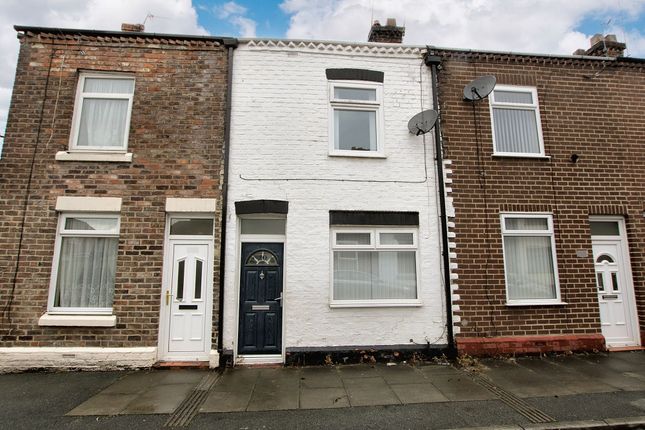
[223,40,451,354]
[0,347,157,372]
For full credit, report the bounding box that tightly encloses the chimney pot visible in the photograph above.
[386,18,397,26]
[121,23,145,32]
[605,34,617,43]
[583,33,627,57]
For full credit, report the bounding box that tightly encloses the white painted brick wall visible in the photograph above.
[223,41,448,352]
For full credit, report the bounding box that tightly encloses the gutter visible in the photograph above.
[424,53,457,357]
[217,39,237,354]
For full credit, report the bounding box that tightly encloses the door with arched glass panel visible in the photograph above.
[591,219,639,347]
[238,243,283,354]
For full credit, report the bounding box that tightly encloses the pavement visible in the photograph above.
[1,351,645,429]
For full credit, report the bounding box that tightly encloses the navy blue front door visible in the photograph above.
[238,243,283,355]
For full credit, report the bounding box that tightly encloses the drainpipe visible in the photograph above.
[424,52,457,357]
[217,38,238,355]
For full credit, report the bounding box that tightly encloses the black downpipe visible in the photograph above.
[217,40,237,353]
[425,53,457,357]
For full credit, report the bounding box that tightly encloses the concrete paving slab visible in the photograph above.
[121,383,195,414]
[430,374,497,401]
[518,358,616,395]
[481,360,575,398]
[211,367,260,392]
[67,393,138,416]
[550,356,645,392]
[390,382,450,404]
[579,352,642,374]
[418,364,462,379]
[200,390,252,413]
[375,364,426,384]
[300,366,343,388]
[246,386,299,411]
[337,364,380,378]
[604,415,645,426]
[343,376,400,407]
[299,387,350,409]
[527,392,645,422]
[100,371,164,394]
[156,369,206,385]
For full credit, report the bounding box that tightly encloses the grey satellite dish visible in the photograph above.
[463,75,496,101]
[408,109,438,135]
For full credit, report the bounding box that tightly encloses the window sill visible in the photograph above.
[505,301,567,307]
[492,153,551,160]
[38,313,117,327]
[329,151,386,159]
[330,300,422,308]
[55,151,133,163]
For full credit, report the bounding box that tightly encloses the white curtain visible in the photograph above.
[78,78,133,148]
[505,236,556,300]
[493,107,539,153]
[55,237,118,308]
[333,251,416,300]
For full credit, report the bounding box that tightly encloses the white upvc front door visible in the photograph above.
[160,239,213,361]
[591,218,640,348]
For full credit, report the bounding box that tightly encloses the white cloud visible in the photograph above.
[215,1,247,19]
[214,1,257,37]
[0,0,207,149]
[280,0,645,57]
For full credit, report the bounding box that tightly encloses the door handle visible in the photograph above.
[275,293,283,306]
[165,290,172,306]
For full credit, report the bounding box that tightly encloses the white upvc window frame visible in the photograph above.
[68,72,135,153]
[489,85,545,158]
[328,80,384,158]
[330,227,421,308]
[500,213,563,306]
[47,212,121,315]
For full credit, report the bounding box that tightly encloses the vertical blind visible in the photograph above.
[493,108,540,154]
[504,236,556,300]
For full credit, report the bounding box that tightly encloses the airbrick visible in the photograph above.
[235,200,289,215]
[329,211,419,226]
[325,68,384,83]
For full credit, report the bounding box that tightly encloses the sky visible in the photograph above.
[1,0,645,150]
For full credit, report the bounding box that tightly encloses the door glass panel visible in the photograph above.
[246,250,278,266]
[177,259,185,300]
[170,218,214,235]
[611,272,619,291]
[195,259,203,299]
[596,254,614,264]
[596,273,604,291]
[590,221,620,236]
[240,219,285,235]
[336,232,371,245]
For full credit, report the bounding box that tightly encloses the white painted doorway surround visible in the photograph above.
[590,217,640,348]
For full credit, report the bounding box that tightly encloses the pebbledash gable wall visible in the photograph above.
[0,28,230,365]
[434,48,645,355]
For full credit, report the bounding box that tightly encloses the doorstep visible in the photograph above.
[155,361,210,368]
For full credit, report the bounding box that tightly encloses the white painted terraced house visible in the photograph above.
[222,38,452,365]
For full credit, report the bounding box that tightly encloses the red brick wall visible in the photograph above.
[0,31,229,347]
[436,51,645,350]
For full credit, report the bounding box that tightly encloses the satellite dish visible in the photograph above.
[408,109,438,135]
[463,75,496,101]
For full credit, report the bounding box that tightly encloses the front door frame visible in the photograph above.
[234,215,286,364]
[590,216,641,348]
[158,213,215,362]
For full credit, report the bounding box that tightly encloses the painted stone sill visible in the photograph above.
[492,153,551,160]
[330,300,422,308]
[328,151,386,159]
[505,301,567,307]
[55,151,133,163]
[38,313,117,327]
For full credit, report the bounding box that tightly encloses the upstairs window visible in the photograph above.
[70,73,135,152]
[329,81,383,157]
[490,85,544,157]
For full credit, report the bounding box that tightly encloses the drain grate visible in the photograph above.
[469,373,555,424]
[164,371,221,427]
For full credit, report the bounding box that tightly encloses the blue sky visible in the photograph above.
[1,0,645,149]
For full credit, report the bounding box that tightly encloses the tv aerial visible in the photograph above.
[463,75,496,101]
[407,109,438,136]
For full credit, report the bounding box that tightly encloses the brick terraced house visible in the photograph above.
[0,26,236,370]
[430,34,645,355]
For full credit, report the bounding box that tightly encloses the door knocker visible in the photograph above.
[259,271,265,280]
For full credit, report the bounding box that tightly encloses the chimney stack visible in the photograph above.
[121,23,145,32]
[576,33,626,57]
[368,18,405,44]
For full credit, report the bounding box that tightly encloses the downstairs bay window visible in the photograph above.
[501,214,562,305]
[330,228,420,307]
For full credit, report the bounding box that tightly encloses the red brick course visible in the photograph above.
[0,30,229,348]
[457,334,606,356]
[435,50,645,354]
